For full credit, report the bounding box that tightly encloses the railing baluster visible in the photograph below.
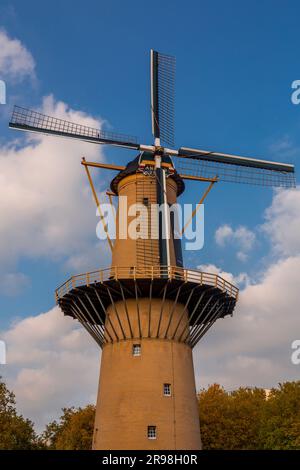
[54,266,239,307]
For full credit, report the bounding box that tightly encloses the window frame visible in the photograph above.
[132,343,141,357]
[163,383,172,396]
[147,425,157,440]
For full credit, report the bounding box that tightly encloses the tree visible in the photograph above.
[225,387,266,449]
[0,377,37,449]
[42,405,95,450]
[198,381,300,450]
[259,381,300,449]
[198,383,232,449]
[198,384,268,449]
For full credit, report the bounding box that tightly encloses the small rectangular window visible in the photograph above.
[143,197,149,206]
[164,383,171,396]
[132,344,141,356]
[147,426,156,440]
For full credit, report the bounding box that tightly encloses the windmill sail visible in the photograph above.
[176,146,295,187]
[151,50,175,146]
[9,106,139,150]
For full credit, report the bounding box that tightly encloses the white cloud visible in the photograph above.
[236,251,248,262]
[1,307,99,431]
[0,92,112,429]
[194,254,300,390]
[214,224,233,246]
[64,241,109,272]
[215,223,256,261]
[269,135,299,160]
[197,263,250,287]
[234,226,256,251]
[0,272,30,296]
[0,29,35,81]
[195,187,300,390]
[0,95,112,272]
[262,187,300,257]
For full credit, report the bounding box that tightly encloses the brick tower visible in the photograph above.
[55,153,238,449]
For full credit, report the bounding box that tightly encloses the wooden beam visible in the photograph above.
[179,174,219,183]
[181,180,216,235]
[81,159,125,171]
[82,158,114,252]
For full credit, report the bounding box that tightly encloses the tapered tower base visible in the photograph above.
[93,298,201,450]
[56,266,238,450]
[93,338,201,450]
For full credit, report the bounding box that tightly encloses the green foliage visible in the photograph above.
[42,405,95,450]
[259,382,300,449]
[0,376,38,449]
[198,381,300,450]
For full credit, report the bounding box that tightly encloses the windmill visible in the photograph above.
[9,50,295,450]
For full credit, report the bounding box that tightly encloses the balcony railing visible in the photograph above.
[55,265,239,302]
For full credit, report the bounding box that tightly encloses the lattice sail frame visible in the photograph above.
[175,155,296,187]
[9,106,139,149]
[151,50,175,147]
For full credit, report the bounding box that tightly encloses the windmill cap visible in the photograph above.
[110,153,185,196]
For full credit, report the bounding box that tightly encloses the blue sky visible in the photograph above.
[0,0,299,326]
